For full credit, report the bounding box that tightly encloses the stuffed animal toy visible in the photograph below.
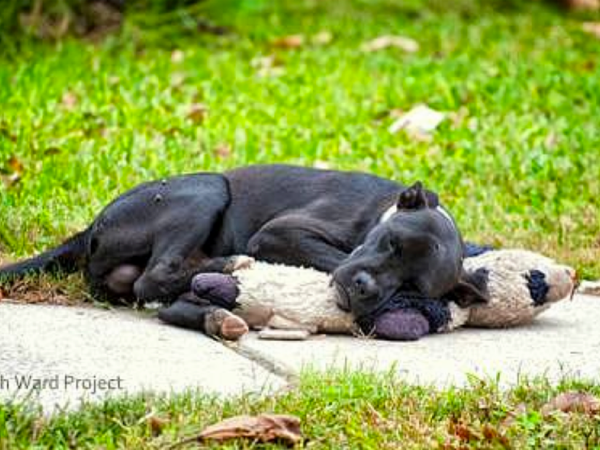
[159,249,577,341]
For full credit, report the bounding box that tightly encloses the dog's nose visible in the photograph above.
[352,271,377,298]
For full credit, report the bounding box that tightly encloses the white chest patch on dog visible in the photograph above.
[379,205,398,223]
[435,205,455,229]
[379,204,455,229]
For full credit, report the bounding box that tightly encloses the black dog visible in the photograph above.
[0,165,486,332]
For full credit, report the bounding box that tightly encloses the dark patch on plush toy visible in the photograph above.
[356,293,452,340]
[373,309,430,341]
[191,273,240,309]
[526,270,550,306]
[464,242,494,258]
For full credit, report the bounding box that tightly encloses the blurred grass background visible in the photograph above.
[0,0,598,278]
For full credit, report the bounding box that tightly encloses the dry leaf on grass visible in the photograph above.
[171,414,302,447]
[170,72,186,88]
[7,156,24,174]
[251,55,286,77]
[582,22,600,39]
[214,143,232,159]
[138,411,170,436]
[500,403,528,428]
[361,35,419,53]
[388,104,446,136]
[186,103,207,124]
[568,0,600,11]
[272,34,304,49]
[312,31,333,45]
[61,91,78,109]
[1,156,24,187]
[541,392,600,416]
[171,49,185,64]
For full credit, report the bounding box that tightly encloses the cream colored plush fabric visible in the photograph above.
[229,249,576,336]
[232,261,356,334]
[463,250,576,327]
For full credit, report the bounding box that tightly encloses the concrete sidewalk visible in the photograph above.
[239,294,600,386]
[0,303,285,412]
[0,294,598,412]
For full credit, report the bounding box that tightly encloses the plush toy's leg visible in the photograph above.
[371,309,430,341]
[191,273,240,309]
[158,293,248,340]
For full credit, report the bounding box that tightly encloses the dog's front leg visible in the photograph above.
[158,293,249,340]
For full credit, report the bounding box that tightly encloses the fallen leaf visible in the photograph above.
[272,34,304,49]
[1,156,24,187]
[171,49,185,63]
[312,31,333,45]
[388,104,446,135]
[448,420,476,442]
[500,403,528,428]
[214,144,232,158]
[449,106,469,128]
[251,55,277,68]
[568,0,600,11]
[170,72,186,88]
[544,132,559,149]
[147,415,169,435]
[251,55,286,78]
[187,103,207,124]
[61,91,78,109]
[173,414,301,447]
[541,392,600,416]
[257,66,286,77]
[361,35,419,53]
[582,22,600,39]
[7,156,24,174]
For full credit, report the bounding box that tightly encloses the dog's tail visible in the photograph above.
[0,230,89,282]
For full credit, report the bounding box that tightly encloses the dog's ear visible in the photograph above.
[446,267,490,307]
[397,181,439,210]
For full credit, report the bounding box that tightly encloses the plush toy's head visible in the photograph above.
[369,249,577,337]
[462,249,577,327]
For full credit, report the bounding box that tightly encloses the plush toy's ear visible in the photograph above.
[446,267,490,308]
[397,181,440,210]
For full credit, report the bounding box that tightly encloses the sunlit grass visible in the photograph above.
[0,0,598,280]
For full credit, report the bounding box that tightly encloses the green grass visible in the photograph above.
[0,0,599,279]
[2,370,600,449]
[1,4,599,446]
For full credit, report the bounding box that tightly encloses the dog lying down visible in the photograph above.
[158,249,577,341]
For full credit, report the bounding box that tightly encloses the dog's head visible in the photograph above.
[332,182,487,318]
